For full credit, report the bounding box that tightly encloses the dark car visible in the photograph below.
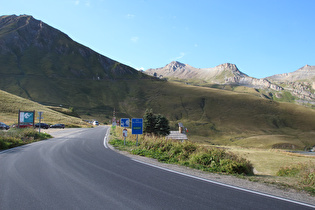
[0,122,10,130]
[35,123,49,129]
[50,124,65,129]
[18,123,33,128]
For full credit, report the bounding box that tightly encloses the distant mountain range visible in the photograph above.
[145,61,315,104]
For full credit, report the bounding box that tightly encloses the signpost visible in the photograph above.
[37,112,43,134]
[112,109,117,127]
[132,118,143,146]
[122,128,128,145]
[121,118,130,145]
[112,117,117,127]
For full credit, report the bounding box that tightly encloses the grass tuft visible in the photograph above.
[277,161,315,195]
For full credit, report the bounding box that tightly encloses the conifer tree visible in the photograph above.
[143,109,170,136]
[143,109,156,134]
[154,114,170,136]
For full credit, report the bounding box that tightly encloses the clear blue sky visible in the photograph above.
[1,0,314,78]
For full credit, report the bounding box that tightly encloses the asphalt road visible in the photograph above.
[0,126,314,210]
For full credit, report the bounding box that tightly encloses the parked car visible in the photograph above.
[0,122,10,130]
[50,124,65,129]
[18,123,33,128]
[93,121,99,126]
[35,123,49,129]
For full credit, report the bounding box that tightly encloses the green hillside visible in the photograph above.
[2,75,315,150]
[0,89,89,127]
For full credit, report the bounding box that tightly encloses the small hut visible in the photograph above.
[166,122,188,141]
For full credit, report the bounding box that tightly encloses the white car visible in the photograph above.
[93,121,99,126]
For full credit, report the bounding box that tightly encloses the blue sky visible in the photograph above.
[1,0,314,78]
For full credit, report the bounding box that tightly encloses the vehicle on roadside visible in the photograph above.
[50,124,65,129]
[35,123,49,129]
[0,122,10,130]
[17,123,33,128]
[93,121,99,126]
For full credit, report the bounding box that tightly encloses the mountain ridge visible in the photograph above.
[146,61,283,91]
[146,62,315,104]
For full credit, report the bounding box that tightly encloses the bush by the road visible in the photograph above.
[0,128,52,150]
[110,127,253,176]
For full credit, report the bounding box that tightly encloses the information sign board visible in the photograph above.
[120,118,130,127]
[132,118,143,135]
[20,111,34,123]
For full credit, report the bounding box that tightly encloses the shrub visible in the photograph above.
[109,126,254,175]
[188,148,254,175]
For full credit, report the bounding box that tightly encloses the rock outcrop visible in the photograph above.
[266,65,315,101]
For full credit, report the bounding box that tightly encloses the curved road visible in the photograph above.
[0,126,314,209]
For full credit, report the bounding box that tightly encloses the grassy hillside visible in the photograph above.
[0,89,89,127]
[2,75,315,150]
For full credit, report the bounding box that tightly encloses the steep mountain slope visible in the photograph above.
[146,61,282,91]
[0,15,146,80]
[1,15,315,149]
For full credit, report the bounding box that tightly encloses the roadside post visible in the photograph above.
[122,128,128,145]
[38,112,43,134]
[131,118,143,146]
[120,118,130,145]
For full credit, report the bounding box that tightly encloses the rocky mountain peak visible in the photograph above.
[215,63,248,77]
[297,64,315,72]
[165,61,186,71]
[216,63,238,70]
[0,15,43,35]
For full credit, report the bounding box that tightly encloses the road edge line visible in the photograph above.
[132,158,315,209]
[103,127,110,149]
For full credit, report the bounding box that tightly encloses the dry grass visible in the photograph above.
[0,90,90,127]
[222,146,314,176]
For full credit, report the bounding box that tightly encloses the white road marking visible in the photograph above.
[103,127,110,149]
[132,159,315,209]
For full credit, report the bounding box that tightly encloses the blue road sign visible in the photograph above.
[132,118,143,135]
[120,118,130,127]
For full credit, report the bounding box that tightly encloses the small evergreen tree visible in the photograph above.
[154,114,170,136]
[143,109,156,134]
[143,109,170,136]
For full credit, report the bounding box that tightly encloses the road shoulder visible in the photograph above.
[107,142,315,206]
